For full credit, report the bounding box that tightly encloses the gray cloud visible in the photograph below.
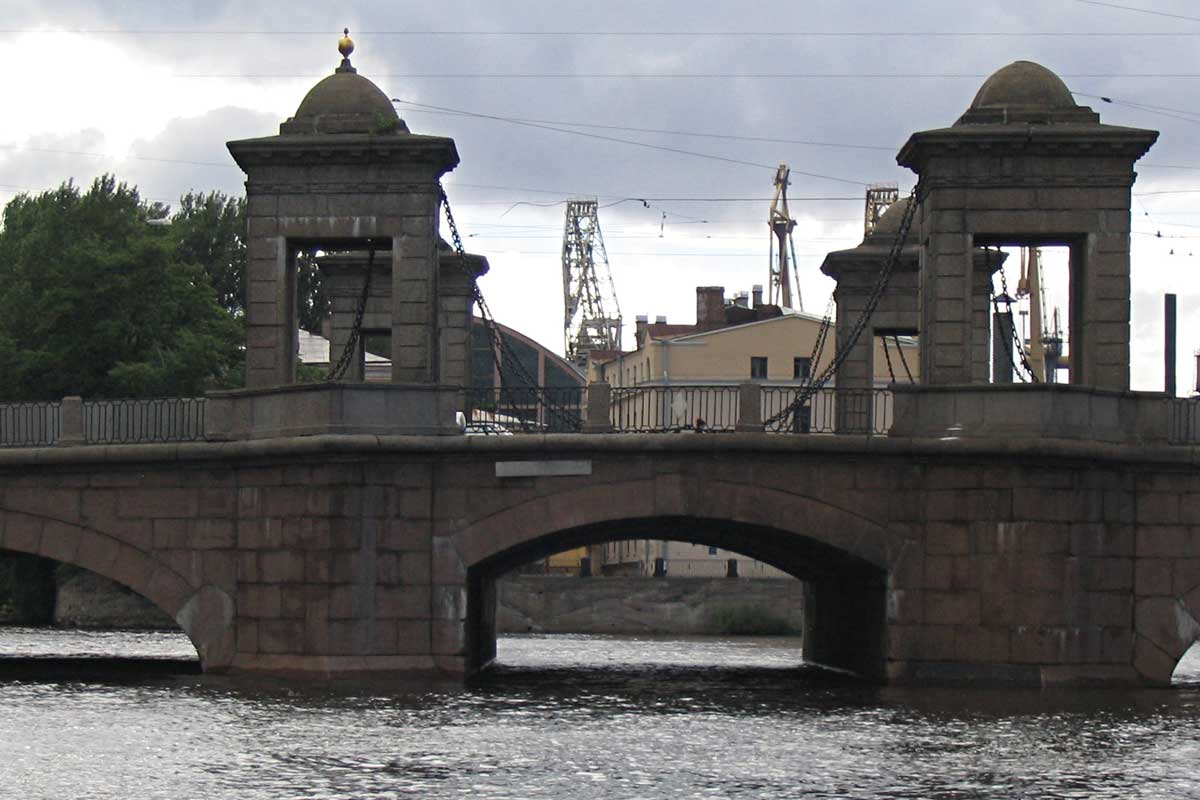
[3,1,1199,387]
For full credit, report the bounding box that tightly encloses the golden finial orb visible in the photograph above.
[338,28,355,59]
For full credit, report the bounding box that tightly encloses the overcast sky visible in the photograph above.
[3,0,1200,391]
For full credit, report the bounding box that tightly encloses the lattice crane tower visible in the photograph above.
[864,184,899,237]
[562,198,622,368]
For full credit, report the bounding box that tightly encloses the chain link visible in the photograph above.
[992,247,1040,383]
[439,184,581,429]
[765,183,921,431]
[325,246,376,382]
[893,334,914,383]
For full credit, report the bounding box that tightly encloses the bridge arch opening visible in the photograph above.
[463,516,887,681]
[1173,641,1200,687]
[0,507,229,671]
[0,549,200,667]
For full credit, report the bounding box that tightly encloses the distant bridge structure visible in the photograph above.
[4,51,1199,687]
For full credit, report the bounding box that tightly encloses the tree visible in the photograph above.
[0,176,243,400]
[171,191,246,316]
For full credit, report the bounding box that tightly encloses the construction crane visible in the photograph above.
[1015,247,1067,382]
[768,164,802,310]
[864,184,900,237]
[562,198,622,369]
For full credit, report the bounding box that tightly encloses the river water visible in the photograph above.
[2,628,1200,799]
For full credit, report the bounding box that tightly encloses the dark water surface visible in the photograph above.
[2,628,1200,799]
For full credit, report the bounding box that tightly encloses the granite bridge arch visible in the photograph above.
[2,432,1199,686]
[446,476,893,678]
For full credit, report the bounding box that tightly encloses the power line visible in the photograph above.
[1074,0,1200,24]
[403,102,895,152]
[7,27,1200,36]
[173,71,1200,79]
[390,99,869,186]
[0,143,238,169]
[1073,91,1200,126]
[453,196,864,205]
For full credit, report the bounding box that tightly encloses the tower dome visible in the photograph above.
[956,61,1099,125]
[279,30,408,135]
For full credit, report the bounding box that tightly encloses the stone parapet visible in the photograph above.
[204,383,462,440]
[890,384,1169,445]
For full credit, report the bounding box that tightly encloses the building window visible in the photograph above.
[708,546,718,556]
[750,357,768,380]
[794,357,811,380]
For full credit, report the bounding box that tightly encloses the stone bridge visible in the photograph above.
[3,415,1200,687]
[2,51,1192,687]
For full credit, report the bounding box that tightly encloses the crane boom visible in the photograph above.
[768,164,801,310]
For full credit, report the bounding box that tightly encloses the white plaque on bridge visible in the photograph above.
[495,460,593,478]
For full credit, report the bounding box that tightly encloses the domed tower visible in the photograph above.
[897,60,1157,390]
[227,32,484,403]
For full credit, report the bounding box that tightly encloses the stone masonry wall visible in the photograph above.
[497,575,805,636]
[2,435,1200,686]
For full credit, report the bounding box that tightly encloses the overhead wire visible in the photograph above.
[1073,0,1200,24]
[389,99,868,186]
[400,102,895,152]
[7,27,1200,36]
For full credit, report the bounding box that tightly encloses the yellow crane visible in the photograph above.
[768,164,802,310]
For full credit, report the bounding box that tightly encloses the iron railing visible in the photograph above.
[0,402,61,447]
[762,387,894,435]
[462,386,584,434]
[610,385,740,432]
[1168,397,1200,445]
[83,397,207,444]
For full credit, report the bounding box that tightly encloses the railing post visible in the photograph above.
[59,396,84,446]
[736,382,762,432]
[583,382,612,433]
[203,393,234,442]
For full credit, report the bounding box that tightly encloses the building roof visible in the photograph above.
[658,310,829,345]
[298,330,389,365]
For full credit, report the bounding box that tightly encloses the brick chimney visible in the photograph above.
[696,286,725,325]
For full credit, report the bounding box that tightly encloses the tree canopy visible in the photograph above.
[0,177,243,400]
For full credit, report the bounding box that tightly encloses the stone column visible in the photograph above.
[437,252,489,388]
[583,382,612,433]
[392,193,442,383]
[736,382,762,432]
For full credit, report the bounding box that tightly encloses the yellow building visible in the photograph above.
[587,285,917,577]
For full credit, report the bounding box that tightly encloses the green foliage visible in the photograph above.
[0,176,243,400]
[370,110,400,134]
[171,191,246,316]
[707,604,798,636]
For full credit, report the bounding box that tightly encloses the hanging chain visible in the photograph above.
[807,296,835,381]
[993,247,1040,383]
[439,184,580,430]
[326,246,376,382]
[893,334,914,383]
[882,334,897,383]
[765,183,922,431]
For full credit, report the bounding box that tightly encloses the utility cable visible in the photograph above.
[391,99,868,186]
